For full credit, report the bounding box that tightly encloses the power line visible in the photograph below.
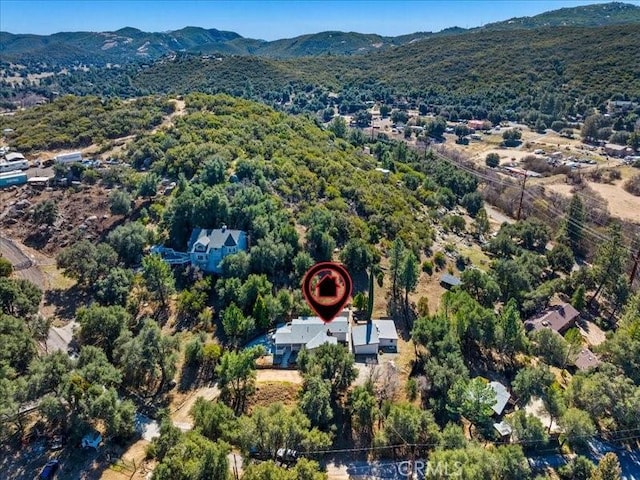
[303,427,640,456]
[426,148,638,257]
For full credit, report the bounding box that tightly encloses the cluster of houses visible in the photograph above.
[488,301,601,440]
[151,227,401,364]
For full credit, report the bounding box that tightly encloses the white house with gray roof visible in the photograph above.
[188,226,248,274]
[351,319,399,355]
[272,310,350,355]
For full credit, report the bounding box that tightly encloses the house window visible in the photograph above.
[197,254,205,261]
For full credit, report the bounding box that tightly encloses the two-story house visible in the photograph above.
[188,226,248,274]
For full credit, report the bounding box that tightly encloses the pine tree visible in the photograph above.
[400,251,419,320]
[590,222,627,307]
[500,299,528,356]
[390,238,405,300]
[590,452,622,480]
[566,194,585,257]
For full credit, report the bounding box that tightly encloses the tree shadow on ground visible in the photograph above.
[44,284,89,320]
[178,363,200,393]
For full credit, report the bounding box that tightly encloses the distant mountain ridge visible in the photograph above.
[1,2,639,65]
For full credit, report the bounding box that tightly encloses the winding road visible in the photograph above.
[0,236,47,291]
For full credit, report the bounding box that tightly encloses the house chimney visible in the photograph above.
[221,224,227,232]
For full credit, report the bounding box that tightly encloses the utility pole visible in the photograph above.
[516,172,528,221]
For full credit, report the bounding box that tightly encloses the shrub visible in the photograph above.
[624,174,640,196]
[0,257,12,277]
[434,251,447,269]
[422,260,434,275]
[109,189,132,216]
[485,153,500,168]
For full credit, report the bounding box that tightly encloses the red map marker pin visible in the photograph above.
[302,262,353,323]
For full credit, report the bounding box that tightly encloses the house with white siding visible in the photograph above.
[272,311,350,355]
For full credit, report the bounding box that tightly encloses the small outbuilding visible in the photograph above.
[440,273,461,289]
[573,348,601,372]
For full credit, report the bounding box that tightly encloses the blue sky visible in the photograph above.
[1,1,638,39]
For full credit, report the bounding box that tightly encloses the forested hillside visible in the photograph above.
[26,23,639,128]
[1,2,638,66]
[2,91,639,479]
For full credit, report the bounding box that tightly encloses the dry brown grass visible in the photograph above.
[248,381,300,412]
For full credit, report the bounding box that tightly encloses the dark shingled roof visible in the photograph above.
[525,303,580,333]
[224,234,237,247]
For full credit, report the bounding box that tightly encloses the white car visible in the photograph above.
[81,431,102,450]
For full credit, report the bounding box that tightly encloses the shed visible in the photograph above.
[440,274,461,289]
[493,421,513,438]
[573,348,601,371]
[54,151,83,164]
[4,152,25,162]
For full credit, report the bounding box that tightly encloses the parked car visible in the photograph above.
[38,459,60,479]
[276,448,298,465]
[81,431,102,450]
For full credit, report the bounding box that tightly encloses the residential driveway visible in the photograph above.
[135,413,160,442]
[45,321,78,354]
[577,319,607,346]
[170,385,221,429]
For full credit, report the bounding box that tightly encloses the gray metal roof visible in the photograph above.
[493,421,513,436]
[306,330,338,350]
[373,320,398,340]
[4,152,25,162]
[188,227,245,252]
[352,323,379,347]
[440,274,462,286]
[273,317,348,346]
[489,381,511,416]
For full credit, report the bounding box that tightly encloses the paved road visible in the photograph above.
[45,321,78,354]
[0,236,47,291]
[587,439,640,480]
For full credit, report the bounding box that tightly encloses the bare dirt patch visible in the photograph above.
[169,385,221,429]
[248,381,300,411]
[0,184,122,257]
[546,181,640,223]
[256,369,302,384]
[99,440,154,480]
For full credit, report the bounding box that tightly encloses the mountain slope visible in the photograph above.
[477,1,640,30]
[94,24,637,107]
[1,2,638,65]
